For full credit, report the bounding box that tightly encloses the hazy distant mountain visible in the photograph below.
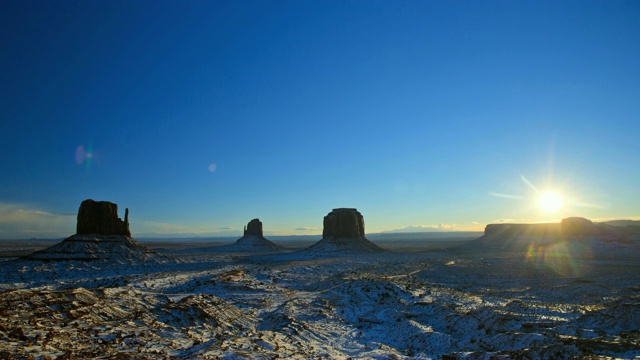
[600,219,640,227]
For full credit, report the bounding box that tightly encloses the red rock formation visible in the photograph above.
[76,199,130,236]
[26,199,169,263]
[244,218,263,237]
[308,208,384,252]
[560,217,597,237]
[322,208,365,239]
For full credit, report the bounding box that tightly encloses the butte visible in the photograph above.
[306,208,385,252]
[217,218,284,252]
[26,199,168,264]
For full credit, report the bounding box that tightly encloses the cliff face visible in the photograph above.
[307,208,384,252]
[560,217,602,237]
[76,199,130,236]
[322,208,365,239]
[244,219,263,237]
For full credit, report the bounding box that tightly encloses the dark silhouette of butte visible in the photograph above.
[26,199,167,263]
[306,208,384,252]
[222,218,284,252]
[475,216,640,249]
[76,199,131,236]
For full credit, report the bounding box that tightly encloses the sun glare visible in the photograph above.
[537,192,564,213]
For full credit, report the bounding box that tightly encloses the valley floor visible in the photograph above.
[0,240,639,359]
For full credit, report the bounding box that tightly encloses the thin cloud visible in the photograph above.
[489,192,525,200]
[0,203,76,238]
[490,218,546,224]
[384,224,458,233]
[491,218,516,223]
[294,227,318,231]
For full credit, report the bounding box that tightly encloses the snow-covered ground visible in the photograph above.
[1,237,639,359]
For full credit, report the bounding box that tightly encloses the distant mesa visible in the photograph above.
[482,222,560,240]
[26,199,169,263]
[477,216,640,248]
[306,208,384,252]
[218,218,284,252]
[560,217,604,237]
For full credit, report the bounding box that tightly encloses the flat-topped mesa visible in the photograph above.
[560,217,599,237]
[307,208,384,252]
[76,199,130,236]
[322,208,365,239]
[244,218,263,237]
[483,217,615,239]
[483,223,561,238]
[477,216,631,249]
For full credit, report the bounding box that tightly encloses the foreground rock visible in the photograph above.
[306,208,384,252]
[25,199,169,264]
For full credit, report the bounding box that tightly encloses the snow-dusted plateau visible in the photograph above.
[1,232,639,360]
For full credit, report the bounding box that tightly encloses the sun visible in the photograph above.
[537,192,564,213]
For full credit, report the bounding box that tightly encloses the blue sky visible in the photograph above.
[1,1,639,238]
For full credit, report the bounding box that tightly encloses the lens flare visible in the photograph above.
[75,144,94,168]
[75,145,87,165]
[525,240,592,277]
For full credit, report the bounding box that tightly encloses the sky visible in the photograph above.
[1,0,639,238]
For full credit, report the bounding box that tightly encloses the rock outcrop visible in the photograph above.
[76,199,130,236]
[244,218,264,237]
[307,208,384,252]
[560,217,602,237]
[322,208,365,239]
[215,219,284,252]
[26,199,168,264]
